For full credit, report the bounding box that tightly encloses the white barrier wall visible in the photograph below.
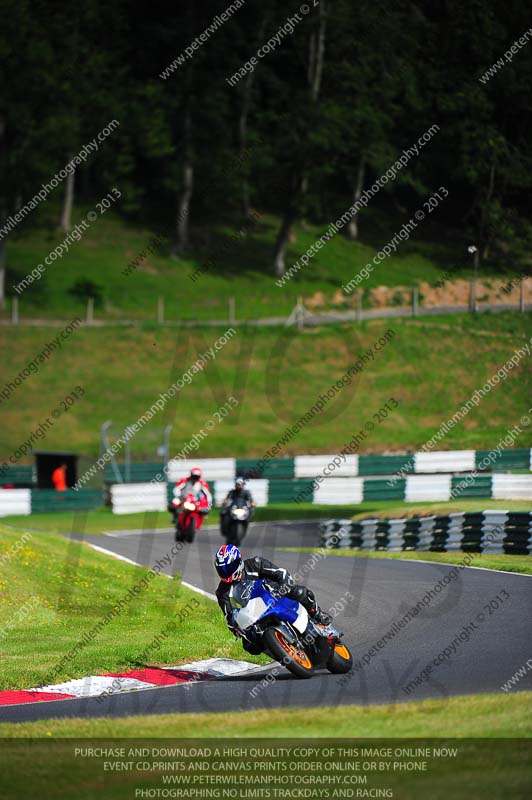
[162,450,530,482]
[492,474,532,500]
[295,454,358,478]
[405,475,452,502]
[415,450,475,473]
[0,489,31,517]
[111,482,167,514]
[314,478,364,505]
[166,458,236,482]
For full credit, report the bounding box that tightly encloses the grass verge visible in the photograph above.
[0,692,530,738]
[282,547,532,576]
[3,499,531,536]
[0,524,262,691]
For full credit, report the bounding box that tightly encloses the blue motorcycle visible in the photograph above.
[230,578,353,679]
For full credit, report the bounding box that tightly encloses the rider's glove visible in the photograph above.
[228,624,242,639]
[278,570,294,593]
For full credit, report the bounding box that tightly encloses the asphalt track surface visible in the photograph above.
[2,520,531,722]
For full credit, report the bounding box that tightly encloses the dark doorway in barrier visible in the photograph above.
[34,451,78,489]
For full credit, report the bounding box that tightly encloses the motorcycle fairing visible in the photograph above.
[230,579,309,633]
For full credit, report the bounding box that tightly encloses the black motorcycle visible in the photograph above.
[221,496,252,545]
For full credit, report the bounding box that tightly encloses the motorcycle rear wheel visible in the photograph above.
[326,642,353,674]
[263,628,314,679]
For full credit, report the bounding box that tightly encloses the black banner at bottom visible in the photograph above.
[0,739,530,800]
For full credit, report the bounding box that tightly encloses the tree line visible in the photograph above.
[1,0,531,296]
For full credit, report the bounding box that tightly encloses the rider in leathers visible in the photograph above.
[220,477,255,537]
[168,466,212,524]
[216,555,331,654]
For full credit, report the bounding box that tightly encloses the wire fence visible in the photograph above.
[0,286,530,330]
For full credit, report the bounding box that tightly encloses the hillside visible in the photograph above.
[2,207,521,325]
[0,313,530,459]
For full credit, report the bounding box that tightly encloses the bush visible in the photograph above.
[6,265,48,301]
[68,278,104,307]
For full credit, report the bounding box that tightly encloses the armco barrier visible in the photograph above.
[268,478,314,504]
[100,448,532,485]
[236,457,296,479]
[30,489,103,514]
[0,489,31,517]
[357,454,415,476]
[3,449,530,492]
[492,474,532,500]
[110,483,167,515]
[475,448,531,471]
[104,461,165,484]
[363,478,405,501]
[213,479,269,507]
[294,455,358,478]
[450,474,492,497]
[320,511,532,555]
[167,458,235,482]
[2,474,529,516]
[0,489,102,516]
[314,478,364,505]
[415,450,475,473]
[0,466,34,487]
[109,473,532,514]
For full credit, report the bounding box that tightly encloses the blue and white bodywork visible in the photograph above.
[230,578,309,634]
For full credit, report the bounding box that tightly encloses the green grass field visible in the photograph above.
[0,707,531,800]
[1,692,531,738]
[1,313,531,458]
[3,206,506,322]
[283,548,532,576]
[0,524,264,692]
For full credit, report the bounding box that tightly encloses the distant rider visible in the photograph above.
[214,544,331,654]
[168,466,212,523]
[220,477,255,537]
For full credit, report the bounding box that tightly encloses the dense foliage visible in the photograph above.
[1,0,531,276]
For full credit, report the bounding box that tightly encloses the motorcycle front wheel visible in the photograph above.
[326,642,353,674]
[263,628,314,679]
[227,521,245,546]
[186,517,196,543]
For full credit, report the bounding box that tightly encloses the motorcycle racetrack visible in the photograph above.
[2,519,531,723]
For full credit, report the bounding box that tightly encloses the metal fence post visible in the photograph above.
[11,296,19,325]
[157,296,164,324]
[86,297,94,325]
[297,296,304,330]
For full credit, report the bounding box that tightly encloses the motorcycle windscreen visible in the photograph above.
[230,579,308,632]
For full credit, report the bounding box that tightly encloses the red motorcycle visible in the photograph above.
[173,493,206,543]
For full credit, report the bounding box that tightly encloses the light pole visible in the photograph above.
[468,245,479,313]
